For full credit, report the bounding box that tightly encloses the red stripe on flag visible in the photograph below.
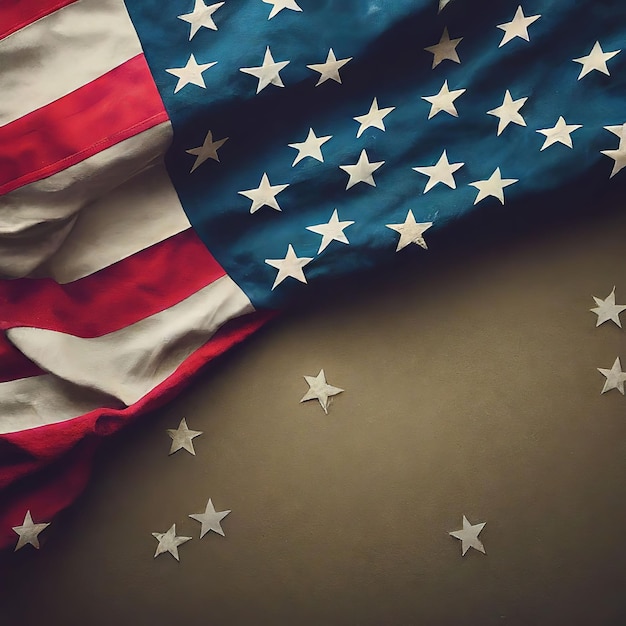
[0,0,77,40]
[0,54,169,196]
[0,230,225,337]
[0,338,44,383]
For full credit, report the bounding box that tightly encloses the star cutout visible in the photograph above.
[306,209,355,254]
[449,515,486,556]
[12,510,50,551]
[536,116,582,151]
[386,210,433,252]
[152,524,192,561]
[265,244,313,290]
[469,168,518,205]
[424,27,462,69]
[422,80,466,119]
[591,287,626,328]
[353,97,396,138]
[240,46,290,94]
[412,150,464,193]
[189,498,231,538]
[238,173,289,213]
[288,128,332,166]
[167,417,203,455]
[177,0,224,40]
[263,0,302,20]
[487,90,528,136]
[307,48,353,86]
[497,5,541,48]
[166,54,217,94]
[339,149,384,190]
[186,131,228,173]
[597,357,626,395]
[300,369,344,414]
[573,41,620,80]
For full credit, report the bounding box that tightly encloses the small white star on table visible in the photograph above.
[597,357,626,395]
[265,244,313,290]
[339,149,384,189]
[307,48,353,86]
[487,90,528,136]
[167,417,203,456]
[240,46,290,94]
[12,510,50,551]
[238,173,289,213]
[263,0,302,19]
[449,515,486,556]
[469,168,518,205]
[497,5,541,48]
[186,131,228,173]
[601,125,626,178]
[177,0,224,40]
[189,498,231,538]
[300,369,344,414]
[421,80,466,119]
[386,210,433,252]
[412,149,464,193]
[288,128,332,166]
[536,116,582,151]
[424,27,462,69]
[590,287,626,328]
[353,97,395,138]
[152,524,192,561]
[306,209,354,254]
[573,41,620,80]
[166,54,217,94]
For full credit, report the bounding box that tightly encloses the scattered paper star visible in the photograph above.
[306,209,355,254]
[189,498,231,538]
[238,173,289,213]
[152,524,192,561]
[177,0,224,40]
[353,97,396,138]
[186,131,228,173]
[166,54,217,94]
[449,515,486,556]
[386,210,433,252]
[167,418,203,456]
[597,357,626,395]
[240,46,290,94]
[12,510,50,551]
[339,149,384,189]
[536,116,582,151]
[469,168,518,205]
[288,128,332,166]
[424,27,462,69]
[573,41,620,80]
[422,80,466,119]
[601,125,626,177]
[487,90,528,136]
[591,287,626,327]
[265,244,313,290]
[263,0,302,19]
[300,369,344,414]
[307,48,352,86]
[497,5,541,48]
[413,150,464,193]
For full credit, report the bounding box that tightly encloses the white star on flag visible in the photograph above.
[412,150,464,193]
[386,210,433,252]
[497,5,541,47]
[263,0,302,20]
[288,128,332,166]
[353,97,396,138]
[152,524,192,561]
[240,46,290,93]
[449,515,486,556]
[189,499,231,538]
[177,0,224,40]
[186,131,228,172]
[469,168,518,205]
[597,357,626,395]
[265,244,314,290]
[306,209,355,254]
[573,41,621,80]
[487,90,528,136]
[307,48,353,86]
[167,418,203,456]
[536,116,582,151]
[422,80,466,119]
[300,369,344,414]
[438,0,454,12]
[339,149,384,189]
[166,54,217,94]
[590,287,626,327]
[424,27,463,69]
[12,510,50,551]
[238,173,289,213]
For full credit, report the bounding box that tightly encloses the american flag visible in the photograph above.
[1,0,625,551]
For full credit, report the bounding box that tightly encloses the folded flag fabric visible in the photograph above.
[1,0,625,551]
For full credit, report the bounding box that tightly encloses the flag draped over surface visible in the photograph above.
[1,0,625,551]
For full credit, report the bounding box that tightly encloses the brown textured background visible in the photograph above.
[1,201,626,625]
